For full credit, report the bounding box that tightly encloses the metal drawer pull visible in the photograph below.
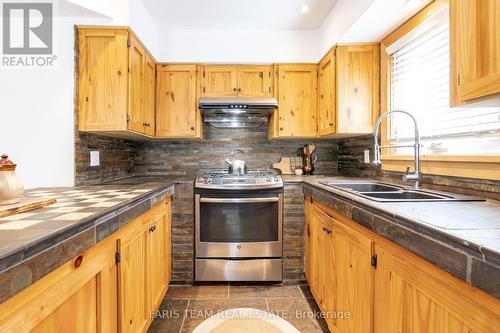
[200,197,279,204]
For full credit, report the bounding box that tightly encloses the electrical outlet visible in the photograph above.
[90,151,100,167]
[364,150,370,164]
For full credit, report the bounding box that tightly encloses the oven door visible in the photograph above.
[195,193,283,258]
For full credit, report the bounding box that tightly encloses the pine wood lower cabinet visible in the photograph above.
[305,198,500,333]
[0,198,172,333]
[306,200,373,333]
[118,199,172,333]
[374,244,500,333]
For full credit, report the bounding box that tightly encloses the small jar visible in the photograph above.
[0,154,24,205]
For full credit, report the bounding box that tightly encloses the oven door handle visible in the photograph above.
[199,197,279,203]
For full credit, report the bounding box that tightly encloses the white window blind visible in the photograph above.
[387,8,500,156]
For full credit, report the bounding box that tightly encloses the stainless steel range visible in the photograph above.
[194,169,283,282]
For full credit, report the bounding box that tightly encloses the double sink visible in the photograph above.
[320,181,484,202]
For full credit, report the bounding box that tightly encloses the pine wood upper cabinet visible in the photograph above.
[128,34,147,134]
[156,64,202,138]
[275,64,318,138]
[201,65,273,98]
[318,48,336,136]
[143,54,156,136]
[336,44,379,134]
[450,0,500,104]
[237,65,272,98]
[78,27,155,138]
[202,65,238,97]
[78,28,129,132]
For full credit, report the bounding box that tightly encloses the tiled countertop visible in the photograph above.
[283,175,500,298]
[1,174,499,302]
[0,176,177,303]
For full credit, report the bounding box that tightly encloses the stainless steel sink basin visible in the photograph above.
[359,190,453,201]
[319,181,484,202]
[327,182,402,192]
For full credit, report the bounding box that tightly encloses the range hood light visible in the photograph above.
[228,109,246,114]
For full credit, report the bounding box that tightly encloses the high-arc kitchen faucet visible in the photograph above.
[373,110,422,189]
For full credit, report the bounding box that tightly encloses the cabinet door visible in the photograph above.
[277,64,318,137]
[307,202,321,299]
[374,245,500,333]
[118,227,149,333]
[128,35,146,134]
[337,45,379,134]
[78,29,129,132]
[304,199,312,283]
[0,238,118,333]
[237,65,272,98]
[310,206,336,330]
[331,217,373,333]
[147,200,171,312]
[451,0,500,103]
[318,49,336,136]
[202,65,238,97]
[156,64,199,137]
[143,54,156,136]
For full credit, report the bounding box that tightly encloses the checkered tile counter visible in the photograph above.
[0,177,176,303]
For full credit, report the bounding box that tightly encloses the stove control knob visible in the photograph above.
[274,177,279,182]
[266,177,271,182]
[207,179,213,184]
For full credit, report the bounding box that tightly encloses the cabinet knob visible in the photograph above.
[329,123,334,127]
[190,126,195,130]
[74,255,83,268]
[117,70,122,75]
[238,88,241,92]
[149,225,156,232]
[233,88,237,92]
[279,127,283,131]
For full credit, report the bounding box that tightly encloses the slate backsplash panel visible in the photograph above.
[134,125,339,177]
[75,133,138,186]
[337,135,500,199]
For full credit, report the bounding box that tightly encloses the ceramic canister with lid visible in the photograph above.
[0,154,24,205]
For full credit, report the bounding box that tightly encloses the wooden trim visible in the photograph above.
[382,154,500,163]
[381,155,500,180]
[382,0,449,48]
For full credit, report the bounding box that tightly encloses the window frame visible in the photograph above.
[380,0,500,181]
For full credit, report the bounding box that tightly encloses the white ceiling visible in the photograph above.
[143,0,337,30]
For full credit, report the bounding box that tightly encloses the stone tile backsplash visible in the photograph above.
[134,125,339,177]
[75,133,138,186]
[336,134,500,199]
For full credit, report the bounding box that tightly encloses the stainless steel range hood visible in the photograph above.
[199,98,278,128]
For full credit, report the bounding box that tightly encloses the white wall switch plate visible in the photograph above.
[364,150,370,164]
[90,151,100,167]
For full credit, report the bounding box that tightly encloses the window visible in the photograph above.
[385,8,500,156]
